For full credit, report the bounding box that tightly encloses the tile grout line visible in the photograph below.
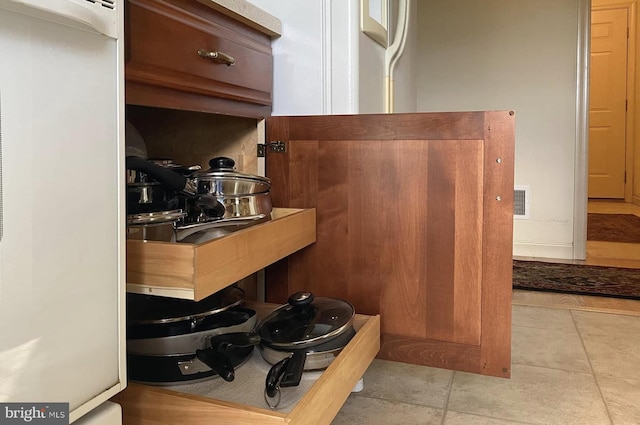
[570,308,615,425]
[439,371,455,425]
[442,368,538,425]
[509,324,595,375]
[512,299,640,317]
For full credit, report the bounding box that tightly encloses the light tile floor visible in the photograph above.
[332,302,640,424]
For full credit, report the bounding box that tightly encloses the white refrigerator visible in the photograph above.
[0,0,126,423]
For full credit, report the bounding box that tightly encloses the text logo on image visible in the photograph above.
[0,403,68,425]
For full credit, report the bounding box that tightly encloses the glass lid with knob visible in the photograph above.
[258,291,355,348]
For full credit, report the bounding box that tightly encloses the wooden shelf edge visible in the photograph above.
[126,208,316,301]
[193,208,316,300]
[287,314,381,425]
[125,283,195,300]
[113,384,289,425]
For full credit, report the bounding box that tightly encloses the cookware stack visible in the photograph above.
[125,121,272,242]
[126,290,356,409]
[126,287,260,385]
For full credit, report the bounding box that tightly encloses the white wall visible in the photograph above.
[247,0,388,115]
[417,0,582,259]
[244,0,326,115]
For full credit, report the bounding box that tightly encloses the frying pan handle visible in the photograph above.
[265,357,289,399]
[210,332,261,349]
[280,350,306,388]
[195,348,235,382]
[265,350,307,401]
[195,194,226,219]
[126,156,195,196]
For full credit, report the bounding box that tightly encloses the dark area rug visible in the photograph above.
[513,260,640,300]
[587,213,640,243]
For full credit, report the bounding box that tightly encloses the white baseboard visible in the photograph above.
[513,242,575,260]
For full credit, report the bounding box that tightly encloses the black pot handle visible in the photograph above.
[195,348,235,382]
[265,356,290,399]
[195,194,226,219]
[280,350,306,388]
[126,156,194,195]
[264,350,307,401]
[210,332,261,349]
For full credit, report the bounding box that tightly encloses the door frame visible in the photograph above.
[574,0,637,259]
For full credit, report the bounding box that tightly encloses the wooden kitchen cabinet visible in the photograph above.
[264,111,515,378]
[118,1,515,423]
[119,3,380,424]
[120,110,514,422]
[125,0,274,118]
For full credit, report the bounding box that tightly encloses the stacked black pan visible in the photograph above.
[126,289,356,410]
[126,287,259,384]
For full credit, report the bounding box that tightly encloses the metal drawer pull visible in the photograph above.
[197,49,235,66]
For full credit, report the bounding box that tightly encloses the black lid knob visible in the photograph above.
[208,157,235,170]
[288,291,314,308]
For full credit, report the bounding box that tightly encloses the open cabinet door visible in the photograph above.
[264,111,514,378]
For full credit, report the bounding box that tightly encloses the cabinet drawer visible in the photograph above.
[126,0,273,116]
[126,208,316,301]
[113,311,380,425]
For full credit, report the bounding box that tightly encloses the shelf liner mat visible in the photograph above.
[160,348,323,413]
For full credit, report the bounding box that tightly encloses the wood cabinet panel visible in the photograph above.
[125,0,273,118]
[264,111,514,378]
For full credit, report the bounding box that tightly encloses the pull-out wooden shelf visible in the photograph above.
[113,312,380,425]
[126,208,316,301]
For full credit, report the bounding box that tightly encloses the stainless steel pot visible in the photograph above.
[257,292,356,408]
[126,182,178,214]
[194,157,272,220]
[126,209,187,242]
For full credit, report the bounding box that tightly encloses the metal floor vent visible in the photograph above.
[85,0,115,9]
[514,186,529,219]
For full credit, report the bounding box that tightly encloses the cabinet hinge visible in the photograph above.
[257,141,287,157]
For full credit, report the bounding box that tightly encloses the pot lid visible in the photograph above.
[258,292,355,348]
[127,209,186,226]
[125,120,148,159]
[148,158,202,173]
[127,286,245,325]
[194,157,271,189]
